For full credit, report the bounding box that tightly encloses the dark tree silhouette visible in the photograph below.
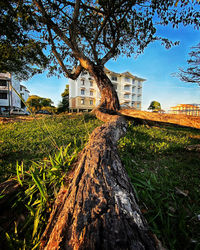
[178,43,200,85]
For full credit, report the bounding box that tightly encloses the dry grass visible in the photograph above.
[120,109,200,129]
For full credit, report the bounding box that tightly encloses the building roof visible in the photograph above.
[104,67,146,81]
[0,72,11,80]
[20,84,30,93]
[170,104,200,109]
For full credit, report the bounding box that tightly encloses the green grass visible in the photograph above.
[0,116,199,249]
[0,113,102,182]
[0,113,102,249]
[118,122,200,250]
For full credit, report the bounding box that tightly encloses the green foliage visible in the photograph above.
[148,101,161,111]
[26,95,54,112]
[1,146,78,249]
[0,0,49,80]
[57,85,69,113]
[61,85,69,98]
[1,0,199,79]
[118,123,200,250]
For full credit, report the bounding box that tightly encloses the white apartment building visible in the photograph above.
[0,73,30,113]
[69,68,145,112]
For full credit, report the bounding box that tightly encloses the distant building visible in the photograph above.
[0,73,30,113]
[20,84,30,108]
[69,68,146,112]
[170,104,200,116]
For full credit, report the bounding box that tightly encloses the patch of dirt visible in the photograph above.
[0,115,39,124]
[119,109,200,129]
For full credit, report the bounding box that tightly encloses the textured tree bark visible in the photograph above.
[40,114,157,250]
[89,65,120,112]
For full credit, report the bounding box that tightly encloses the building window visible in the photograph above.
[90,81,93,87]
[111,76,117,81]
[0,92,7,99]
[81,89,85,95]
[81,80,85,85]
[113,84,117,90]
[132,79,135,84]
[90,100,93,105]
[124,94,130,99]
[124,77,130,82]
[0,80,7,86]
[81,99,85,104]
[90,91,93,96]
[124,86,130,91]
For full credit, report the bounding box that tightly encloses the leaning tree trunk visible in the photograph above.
[89,65,120,112]
[40,113,157,250]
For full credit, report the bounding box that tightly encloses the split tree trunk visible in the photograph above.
[40,114,157,250]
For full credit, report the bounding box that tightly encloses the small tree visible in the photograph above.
[26,95,54,112]
[148,101,161,112]
[177,43,200,85]
[57,85,69,113]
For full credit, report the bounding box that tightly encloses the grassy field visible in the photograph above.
[118,122,200,250]
[0,114,200,249]
[0,113,102,182]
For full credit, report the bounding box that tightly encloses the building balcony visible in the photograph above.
[0,86,9,90]
[124,87,131,91]
[123,95,131,100]
[124,82,132,86]
[138,85,142,89]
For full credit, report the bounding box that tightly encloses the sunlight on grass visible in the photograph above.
[118,122,200,250]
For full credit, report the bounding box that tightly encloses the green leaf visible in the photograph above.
[16,161,23,186]
[32,205,41,238]
[31,171,47,201]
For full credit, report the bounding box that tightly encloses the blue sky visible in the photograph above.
[22,24,200,111]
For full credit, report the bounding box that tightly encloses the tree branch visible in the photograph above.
[33,0,73,49]
[47,26,83,79]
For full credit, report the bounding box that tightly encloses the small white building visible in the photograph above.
[0,73,30,113]
[20,84,30,108]
[69,68,145,112]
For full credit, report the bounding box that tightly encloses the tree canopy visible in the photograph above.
[2,1,199,77]
[177,43,200,85]
[1,0,200,110]
[26,95,53,112]
[0,0,49,80]
[148,101,161,111]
